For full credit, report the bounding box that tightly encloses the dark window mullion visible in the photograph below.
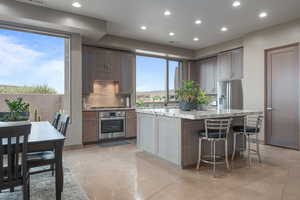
[166,59,169,105]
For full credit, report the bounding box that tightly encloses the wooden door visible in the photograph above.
[266,44,299,149]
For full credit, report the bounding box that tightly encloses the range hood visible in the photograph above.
[92,80,119,95]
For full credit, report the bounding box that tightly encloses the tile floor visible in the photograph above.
[64,142,300,200]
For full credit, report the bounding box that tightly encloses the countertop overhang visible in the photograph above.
[136,108,263,120]
[83,108,136,112]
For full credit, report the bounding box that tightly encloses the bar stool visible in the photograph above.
[231,115,263,165]
[196,118,232,176]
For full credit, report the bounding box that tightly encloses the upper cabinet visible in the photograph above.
[198,57,217,94]
[82,46,134,95]
[119,53,135,94]
[217,48,243,81]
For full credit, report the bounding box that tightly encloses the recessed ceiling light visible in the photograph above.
[140,26,147,30]
[195,20,202,25]
[72,2,82,8]
[169,32,175,36]
[232,1,241,7]
[164,10,171,16]
[221,27,228,32]
[259,12,268,18]
[193,37,199,41]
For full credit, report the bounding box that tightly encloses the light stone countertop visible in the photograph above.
[83,107,136,112]
[136,108,263,120]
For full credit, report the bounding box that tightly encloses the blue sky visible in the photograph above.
[136,56,178,92]
[0,28,65,94]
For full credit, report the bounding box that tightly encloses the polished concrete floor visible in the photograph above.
[64,142,300,200]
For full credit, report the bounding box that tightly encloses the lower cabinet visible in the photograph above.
[82,112,98,144]
[126,111,137,138]
[137,113,181,166]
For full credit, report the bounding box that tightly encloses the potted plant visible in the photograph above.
[0,98,30,126]
[176,80,199,111]
[196,89,212,111]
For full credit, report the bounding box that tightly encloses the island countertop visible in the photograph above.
[136,108,263,120]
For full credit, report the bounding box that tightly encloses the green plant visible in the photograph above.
[136,100,146,107]
[1,98,30,121]
[175,80,199,103]
[197,89,212,105]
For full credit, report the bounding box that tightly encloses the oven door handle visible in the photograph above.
[100,117,126,121]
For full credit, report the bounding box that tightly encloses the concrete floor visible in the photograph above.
[64,142,300,200]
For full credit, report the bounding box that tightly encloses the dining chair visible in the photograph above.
[52,112,61,129]
[56,115,70,137]
[27,115,69,176]
[0,124,31,200]
[231,115,263,166]
[196,118,232,177]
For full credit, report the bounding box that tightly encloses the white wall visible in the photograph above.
[243,20,300,111]
[65,34,83,146]
[93,35,195,59]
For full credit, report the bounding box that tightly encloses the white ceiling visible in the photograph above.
[29,0,300,50]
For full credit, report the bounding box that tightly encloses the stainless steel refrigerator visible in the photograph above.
[217,80,243,110]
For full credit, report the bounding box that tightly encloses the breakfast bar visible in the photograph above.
[136,108,263,168]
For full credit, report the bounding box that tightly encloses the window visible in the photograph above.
[168,60,180,102]
[136,55,182,106]
[0,28,65,94]
[0,27,68,122]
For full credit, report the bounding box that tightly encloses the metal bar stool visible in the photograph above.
[231,115,263,166]
[196,118,232,176]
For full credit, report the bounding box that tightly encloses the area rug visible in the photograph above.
[0,167,89,200]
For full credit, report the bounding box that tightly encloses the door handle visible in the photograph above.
[266,107,273,111]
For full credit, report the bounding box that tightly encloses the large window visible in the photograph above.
[136,55,181,106]
[0,27,67,122]
[0,28,65,94]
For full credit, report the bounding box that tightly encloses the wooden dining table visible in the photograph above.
[1,121,65,200]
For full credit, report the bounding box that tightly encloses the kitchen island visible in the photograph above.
[136,108,263,168]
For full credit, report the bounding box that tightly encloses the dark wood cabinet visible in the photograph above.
[126,111,137,138]
[82,46,134,95]
[82,112,98,144]
[119,53,135,94]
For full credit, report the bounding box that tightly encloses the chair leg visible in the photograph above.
[213,140,216,177]
[197,138,202,170]
[256,134,262,163]
[225,139,230,170]
[247,134,251,167]
[23,177,30,200]
[231,133,237,161]
[51,164,55,176]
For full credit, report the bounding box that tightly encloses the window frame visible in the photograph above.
[135,54,183,106]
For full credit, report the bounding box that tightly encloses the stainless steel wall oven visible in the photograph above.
[99,111,126,141]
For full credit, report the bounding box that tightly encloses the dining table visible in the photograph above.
[0,121,65,200]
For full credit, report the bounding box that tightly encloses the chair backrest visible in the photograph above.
[0,124,31,189]
[52,112,61,129]
[245,115,263,132]
[204,118,232,138]
[57,115,70,137]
